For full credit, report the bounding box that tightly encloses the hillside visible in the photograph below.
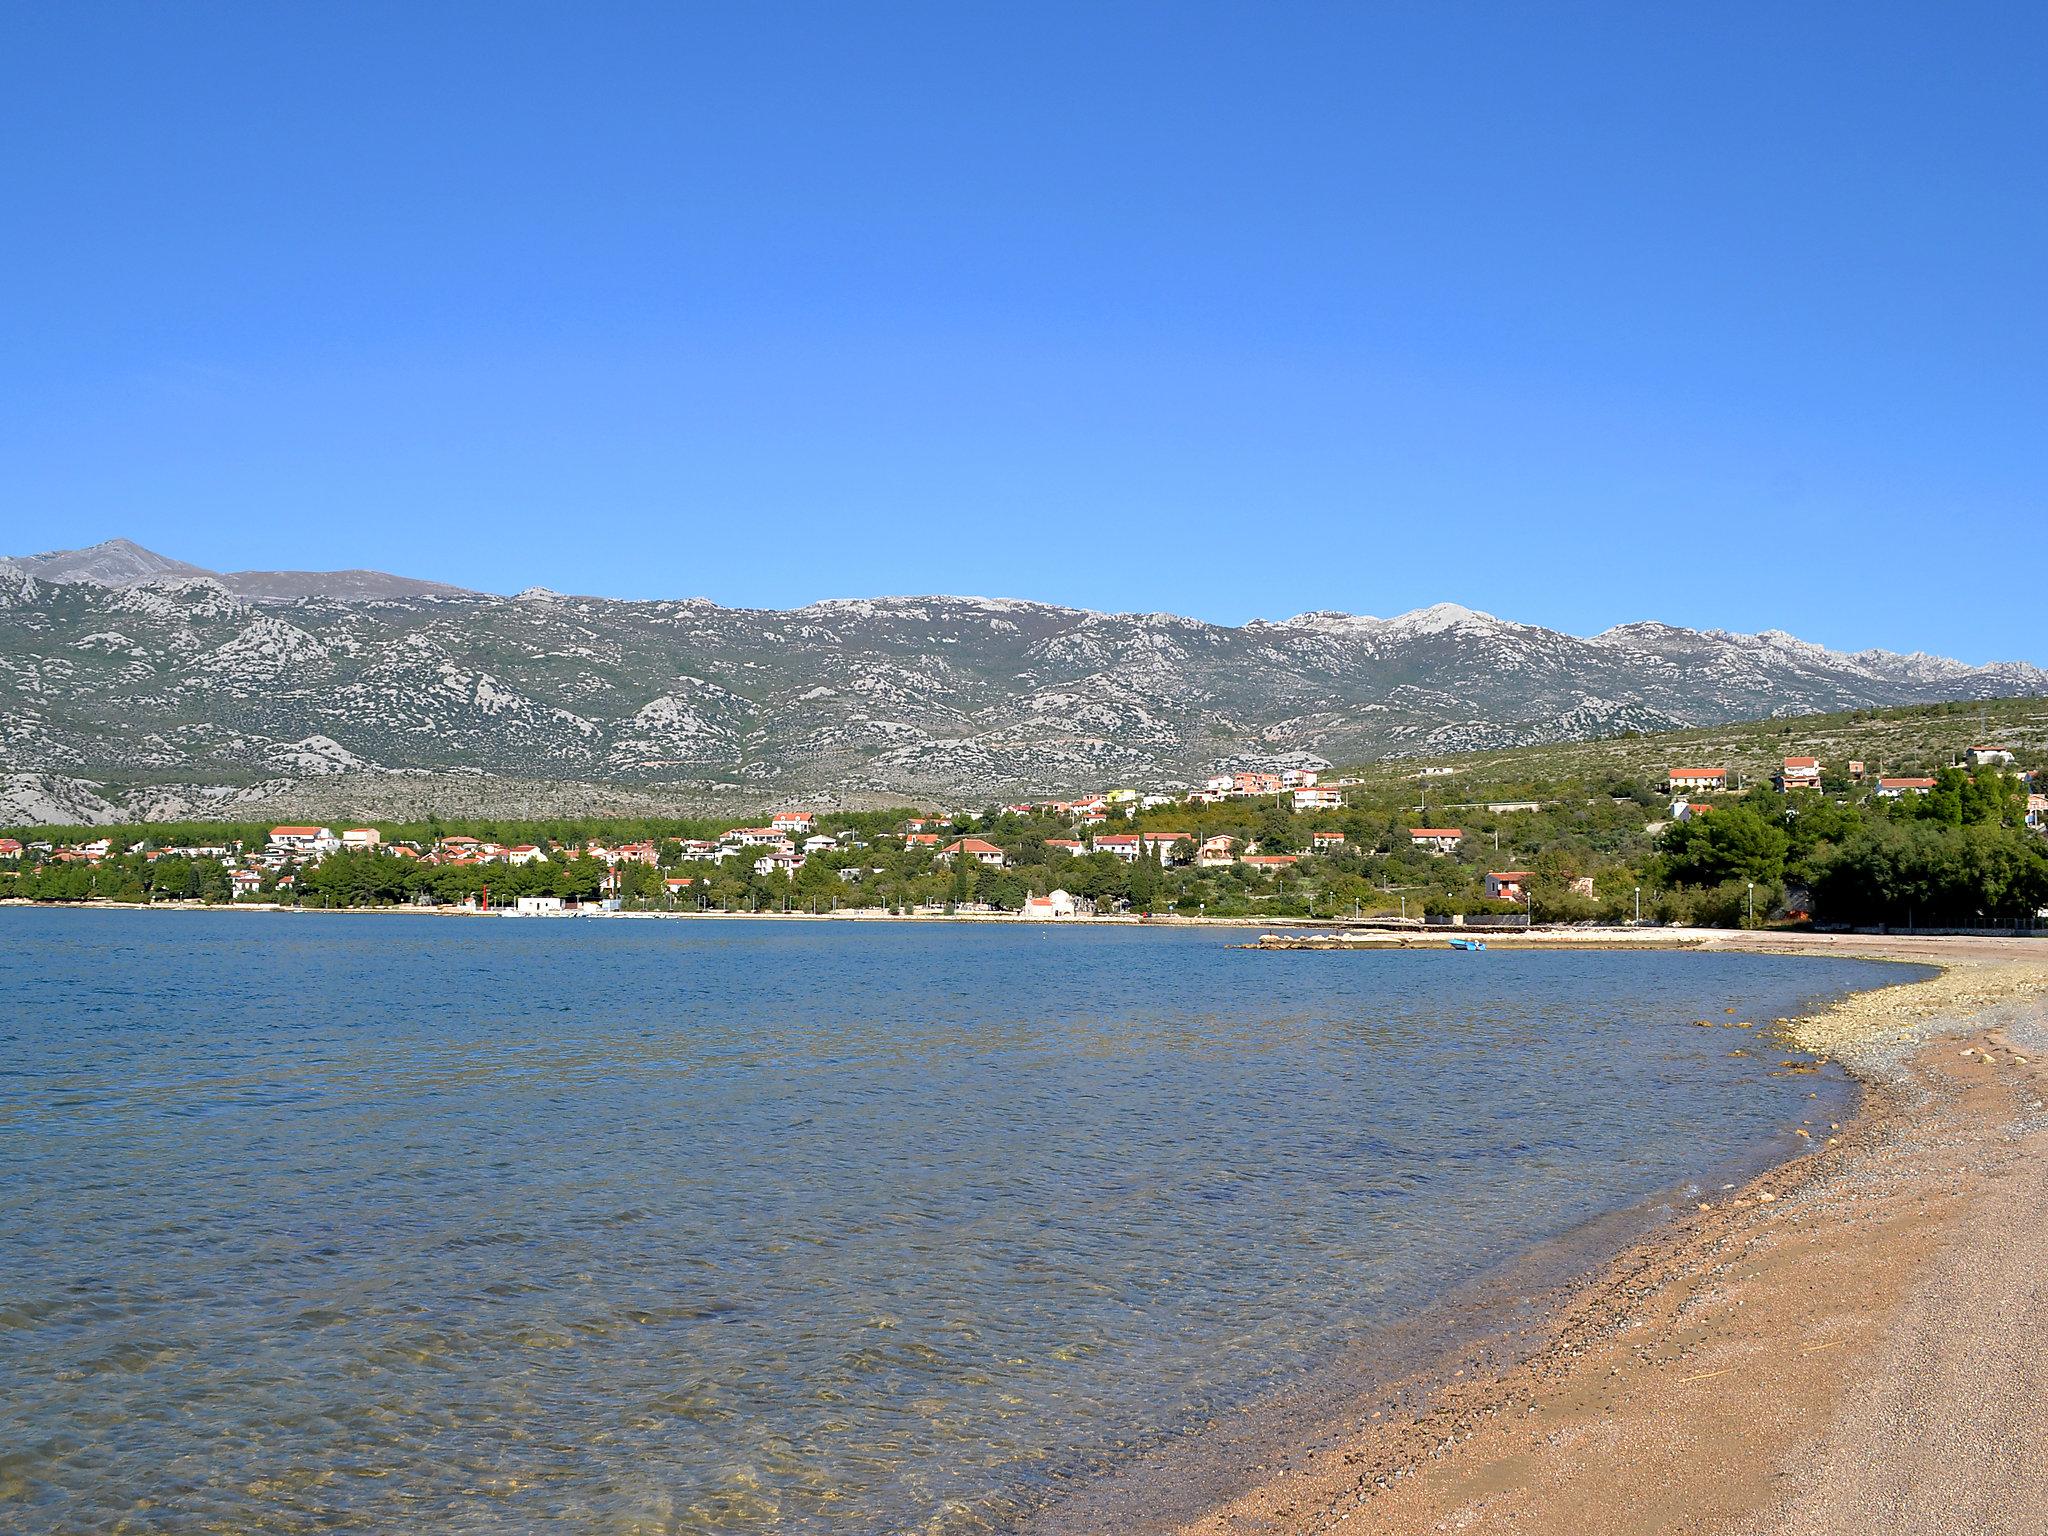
[1,539,2043,824]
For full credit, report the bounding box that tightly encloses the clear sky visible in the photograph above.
[4,4,2042,660]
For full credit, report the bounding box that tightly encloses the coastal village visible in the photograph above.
[5,736,2044,928]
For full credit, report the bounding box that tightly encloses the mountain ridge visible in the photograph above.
[1,539,2041,825]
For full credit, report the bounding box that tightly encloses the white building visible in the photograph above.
[512,895,566,916]
[1292,786,1342,812]
[1408,828,1464,854]
[1022,888,1085,920]
[268,825,340,856]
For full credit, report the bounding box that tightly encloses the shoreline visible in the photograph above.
[1118,933,2048,1535]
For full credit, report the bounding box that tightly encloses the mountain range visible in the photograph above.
[2,539,2042,825]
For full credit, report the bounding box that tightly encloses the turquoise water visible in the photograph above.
[0,911,1902,1533]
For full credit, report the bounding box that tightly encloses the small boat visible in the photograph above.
[1447,937,1487,951]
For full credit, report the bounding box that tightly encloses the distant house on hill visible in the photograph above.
[1292,786,1342,812]
[1966,746,2016,767]
[1876,777,1938,797]
[939,837,1007,868]
[1408,828,1464,854]
[268,825,339,855]
[1666,768,1728,793]
[1485,871,1534,900]
[1775,757,1822,791]
[1139,831,1190,863]
[1241,854,1299,870]
[1197,834,1238,867]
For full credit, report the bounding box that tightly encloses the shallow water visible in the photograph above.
[0,911,1903,1533]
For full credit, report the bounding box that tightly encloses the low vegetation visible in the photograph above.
[3,699,2044,928]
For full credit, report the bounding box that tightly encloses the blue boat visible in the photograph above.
[1447,937,1487,951]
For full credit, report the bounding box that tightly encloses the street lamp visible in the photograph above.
[1746,881,1755,925]
[1634,885,1641,925]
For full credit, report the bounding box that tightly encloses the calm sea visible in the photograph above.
[0,910,1908,1533]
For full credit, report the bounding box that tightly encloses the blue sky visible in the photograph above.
[4,4,2042,660]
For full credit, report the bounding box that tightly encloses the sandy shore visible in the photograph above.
[1136,933,2048,1536]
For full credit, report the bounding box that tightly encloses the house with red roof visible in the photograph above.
[1485,870,1535,901]
[1665,768,1728,794]
[269,825,339,855]
[1409,828,1464,854]
[1241,854,1299,870]
[940,837,1007,868]
[1140,831,1191,863]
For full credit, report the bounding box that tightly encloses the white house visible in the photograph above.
[1202,774,1235,793]
[1292,786,1342,812]
[269,826,340,856]
[1093,834,1141,862]
[1409,827,1464,854]
[1196,834,1239,868]
[1044,837,1088,856]
[1875,777,1937,798]
[940,837,1007,868]
[512,895,566,916]
[754,850,803,876]
[1281,768,1320,789]
[1666,768,1729,794]
[505,844,549,866]
[771,811,816,834]
[1775,757,1822,791]
[1311,830,1345,852]
[341,827,381,849]
[1485,870,1534,900]
[1140,831,1191,863]
[1966,746,2016,767]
